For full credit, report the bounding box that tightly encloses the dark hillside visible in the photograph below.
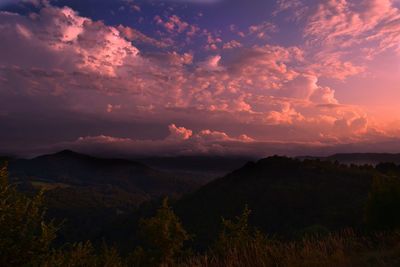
[6,150,200,243]
[137,156,253,183]
[175,156,377,248]
[9,150,197,195]
[299,153,400,166]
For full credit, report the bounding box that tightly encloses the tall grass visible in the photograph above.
[181,230,400,267]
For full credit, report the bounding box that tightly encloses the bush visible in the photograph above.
[0,163,58,266]
[213,206,265,254]
[137,197,190,266]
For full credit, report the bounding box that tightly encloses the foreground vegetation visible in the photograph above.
[1,160,400,266]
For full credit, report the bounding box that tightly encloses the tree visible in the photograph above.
[214,206,264,254]
[138,197,190,266]
[0,163,58,266]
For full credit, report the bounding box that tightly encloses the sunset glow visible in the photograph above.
[1,0,400,157]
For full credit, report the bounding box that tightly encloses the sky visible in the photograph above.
[0,0,400,158]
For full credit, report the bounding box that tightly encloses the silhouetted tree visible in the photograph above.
[0,163,58,266]
[137,197,190,266]
[213,206,267,255]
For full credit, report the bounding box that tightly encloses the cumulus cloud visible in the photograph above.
[167,124,193,140]
[35,123,398,159]
[197,55,223,71]
[65,124,257,157]
[0,6,140,76]
[117,25,169,48]
[0,2,398,157]
[223,40,242,49]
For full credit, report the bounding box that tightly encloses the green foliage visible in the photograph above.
[365,176,400,231]
[0,163,58,266]
[138,197,190,266]
[214,206,261,253]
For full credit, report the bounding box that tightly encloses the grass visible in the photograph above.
[30,181,70,191]
[180,230,400,267]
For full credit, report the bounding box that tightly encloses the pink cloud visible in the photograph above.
[248,21,278,39]
[273,0,308,20]
[1,3,398,157]
[223,40,242,49]
[117,25,169,48]
[197,55,223,71]
[66,124,258,157]
[304,0,400,56]
[0,6,140,77]
[266,102,304,125]
[15,23,32,39]
[310,87,338,105]
[39,122,398,159]
[154,15,190,33]
[167,124,193,140]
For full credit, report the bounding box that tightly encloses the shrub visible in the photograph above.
[137,197,190,266]
[0,163,58,266]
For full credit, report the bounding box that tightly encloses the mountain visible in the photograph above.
[325,153,400,165]
[5,150,201,243]
[298,153,400,166]
[174,156,377,248]
[136,156,254,183]
[9,150,198,196]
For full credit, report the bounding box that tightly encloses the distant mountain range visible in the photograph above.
[3,150,204,243]
[136,155,254,183]
[298,153,400,166]
[8,149,197,196]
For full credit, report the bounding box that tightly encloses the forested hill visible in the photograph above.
[174,156,379,247]
[8,149,198,196]
[298,153,400,166]
[3,150,202,243]
[136,155,253,183]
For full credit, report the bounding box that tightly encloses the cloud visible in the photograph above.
[223,40,242,50]
[248,21,278,39]
[0,0,51,8]
[64,124,258,157]
[273,0,307,19]
[167,124,193,140]
[0,6,140,76]
[155,0,223,3]
[117,25,169,48]
[154,15,190,34]
[32,123,399,159]
[0,3,397,157]
[304,0,400,56]
[197,55,223,71]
